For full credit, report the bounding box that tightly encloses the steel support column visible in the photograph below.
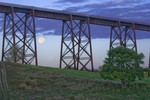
[124,24,137,52]
[1,9,38,65]
[60,16,94,71]
[110,22,137,52]
[23,11,38,65]
[1,12,16,62]
[110,22,124,49]
[60,15,76,69]
[77,18,94,71]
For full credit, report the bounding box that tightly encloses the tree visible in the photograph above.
[100,46,144,88]
[6,44,24,63]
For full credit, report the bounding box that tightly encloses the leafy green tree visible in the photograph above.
[100,46,144,88]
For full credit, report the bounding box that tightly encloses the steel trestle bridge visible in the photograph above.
[0,2,150,71]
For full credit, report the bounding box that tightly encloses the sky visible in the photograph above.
[1,0,150,22]
[0,0,150,69]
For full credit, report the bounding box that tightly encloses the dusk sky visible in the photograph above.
[1,0,150,22]
[0,0,150,69]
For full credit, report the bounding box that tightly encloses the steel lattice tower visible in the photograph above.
[110,22,137,52]
[60,16,94,71]
[76,18,94,71]
[1,9,38,65]
[59,16,76,69]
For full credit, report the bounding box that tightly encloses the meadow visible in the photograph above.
[1,62,150,100]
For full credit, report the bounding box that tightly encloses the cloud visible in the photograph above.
[35,18,62,35]
[53,0,102,10]
[62,0,150,12]
[0,0,150,39]
[60,0,150,24]
[56,0,89,4]
[37,30,56,36]
[58,0,150,11]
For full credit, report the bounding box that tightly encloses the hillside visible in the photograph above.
[1,62,150,100]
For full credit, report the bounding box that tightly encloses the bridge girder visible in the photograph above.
[1,2,150,31]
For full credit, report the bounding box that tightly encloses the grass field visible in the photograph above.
[1,62,150,100]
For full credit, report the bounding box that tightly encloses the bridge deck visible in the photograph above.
[0,2,150,31]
